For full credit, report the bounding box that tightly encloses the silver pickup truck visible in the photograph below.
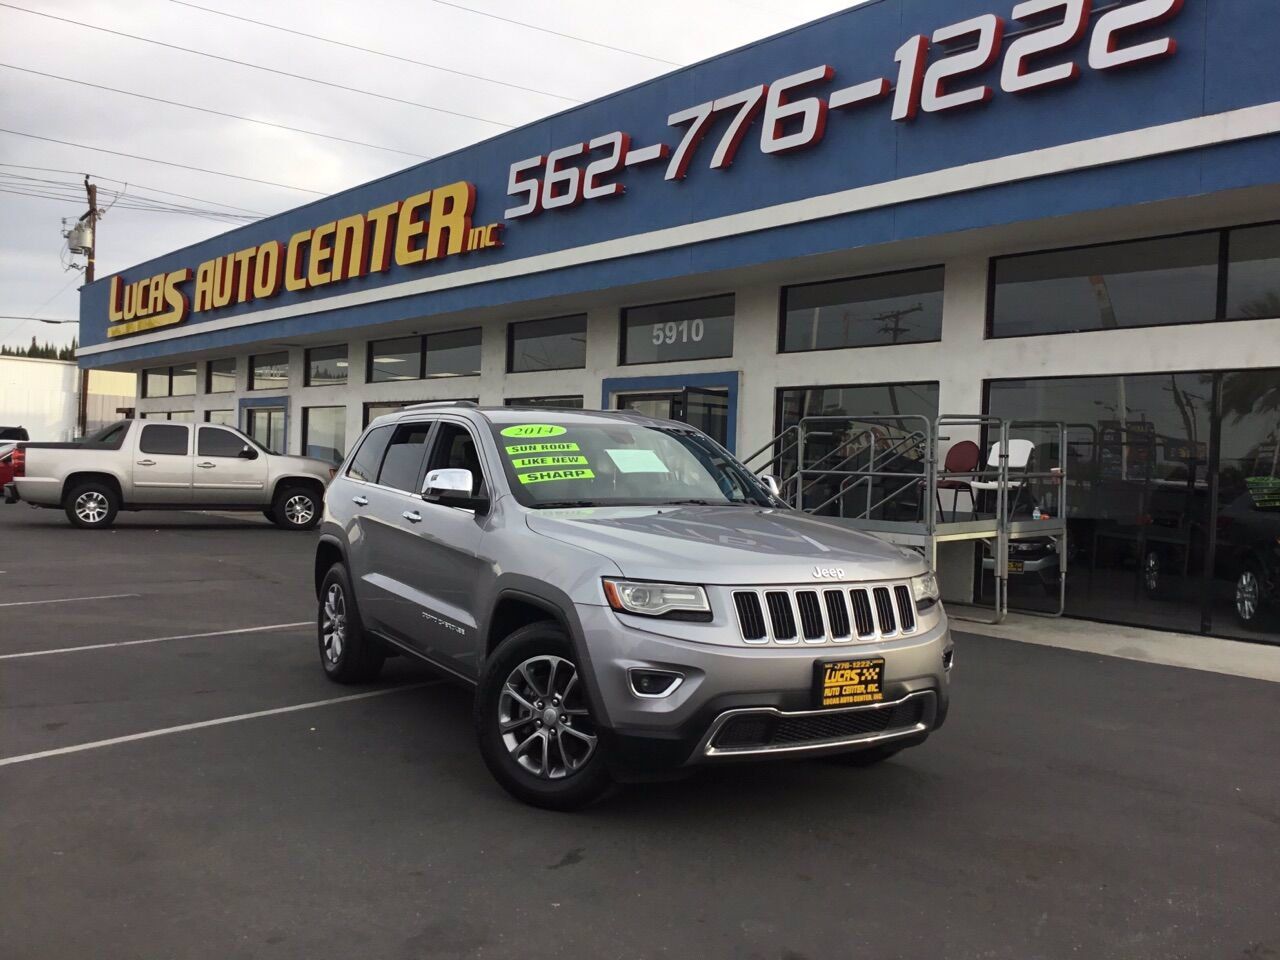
[4,419,333,530]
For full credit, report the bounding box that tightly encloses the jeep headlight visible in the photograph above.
[911,571,940,606]
[603,579,711,621]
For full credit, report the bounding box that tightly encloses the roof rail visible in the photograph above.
[404,400,480,410]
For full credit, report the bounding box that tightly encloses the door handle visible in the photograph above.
[402,510,422,523]
[136,459,156,466]
[351,495,369,507]
[197,461,216,469]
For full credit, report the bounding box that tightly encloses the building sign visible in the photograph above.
[503,0,1184,219]
[106,180,503,338]
[102,0,1184,340]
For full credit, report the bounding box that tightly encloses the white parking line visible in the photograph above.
[0,593,140,609]
[0,622,312,660]
[0,683,439,767]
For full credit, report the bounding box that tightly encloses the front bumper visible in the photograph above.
[574,603,951,773]
[983,554,1058,574]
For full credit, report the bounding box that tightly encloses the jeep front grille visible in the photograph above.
[731,584,920,645]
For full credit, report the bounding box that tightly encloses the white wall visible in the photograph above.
[127,190,1280,464]
[0,356,78,441]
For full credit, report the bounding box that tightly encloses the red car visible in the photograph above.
[0,443,18,488]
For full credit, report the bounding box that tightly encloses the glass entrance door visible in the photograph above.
[616,388,730,447]
[246,406,286,454]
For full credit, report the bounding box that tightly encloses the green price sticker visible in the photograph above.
[500,424,567,439]
[511,455,589,469]
[505,442,580,455]
[518,469,595,485]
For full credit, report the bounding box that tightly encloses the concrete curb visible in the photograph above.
[954,611,1280,684]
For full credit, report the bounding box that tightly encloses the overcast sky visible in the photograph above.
[0,0,861,351]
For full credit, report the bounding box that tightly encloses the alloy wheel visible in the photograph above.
[285,494,315,526]
[1236,570,1260,623]
[498,655,596,780]
[75,491,108,524]
[322,583,346,664]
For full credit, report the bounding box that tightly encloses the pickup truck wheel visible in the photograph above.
[317,563,384,682]
[64,482,119,529]
[475,623,612,811]
[272,486,321,530]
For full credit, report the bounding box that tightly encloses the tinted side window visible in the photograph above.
[198,427,247,458]
[377,422,433,492]
[346,425,393,482]
[427,423,486,496]
[139,424,189,456]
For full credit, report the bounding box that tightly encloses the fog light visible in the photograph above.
[628,669,683,698]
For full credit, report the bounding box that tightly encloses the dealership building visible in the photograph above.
[78,0,1279,643]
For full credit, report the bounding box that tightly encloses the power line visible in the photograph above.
[0,163,266,215]
[0,186,259,224]
[0,3,516,128]
[0,129,328,195]
[166,0,581,103]
[0,321,78,330]
[0,64,429,160]
[422,0,683,66]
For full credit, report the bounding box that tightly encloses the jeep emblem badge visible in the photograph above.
[812,566,845,579]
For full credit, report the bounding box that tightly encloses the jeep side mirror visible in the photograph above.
[759,474,782,498]
[238,445,258,460]
[422,468,489,515]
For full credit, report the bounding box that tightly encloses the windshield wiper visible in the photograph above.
[534,499,601,509]
[659,499,727,506]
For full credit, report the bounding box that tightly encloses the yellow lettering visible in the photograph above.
[193,260,215,313]
[365,201,399,274]
[253,241,283,299]
[284,230,311,293]
[394,190,431,266]
[232,247,256,303]
[308,221,336,286]
[332,214,366,280]
[425,181,473,260]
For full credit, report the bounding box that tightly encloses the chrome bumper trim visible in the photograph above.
[697,690,934,760]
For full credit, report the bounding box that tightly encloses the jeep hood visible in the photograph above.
[525,505,924,586]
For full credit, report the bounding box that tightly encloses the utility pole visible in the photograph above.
[76,176,98,436]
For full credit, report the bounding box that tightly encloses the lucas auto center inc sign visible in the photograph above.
[104,0,1184,340]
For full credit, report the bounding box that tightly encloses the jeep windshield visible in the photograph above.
[489,419,774,509]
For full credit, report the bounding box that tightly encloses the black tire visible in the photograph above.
[271,485,321,530]
[317,563,385,683]
[475,622,612,811]
[828,744,906,767]
[64,481,119,529]
[261,509,274,522]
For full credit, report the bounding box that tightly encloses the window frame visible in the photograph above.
[205,357,236,394]
[777,265,945,355]
[506,314,588,374]
[345,423,397,485]
[301,405,347,465]
[984,222,1280,341]
[373,418,437,494]
[304,344,349,388]
[197,425,249,459]
[142,366,171,399]
[424,417,489,503]
[138,422,191,456]
[772,380,943,441]
[248,352,290,391]
[618,293,735,367]
[424,327,482,380]
[366,336,425,383]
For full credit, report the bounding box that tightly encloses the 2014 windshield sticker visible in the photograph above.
[500,424,567,438]
[518,469,595,484]
[504,442,579,455]
[511,455,590,469]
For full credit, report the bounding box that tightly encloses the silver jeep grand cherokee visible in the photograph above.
[315,403,953,809]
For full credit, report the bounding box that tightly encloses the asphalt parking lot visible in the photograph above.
[2,504,1277,960]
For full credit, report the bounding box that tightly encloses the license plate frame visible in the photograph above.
[813,657,886,710]
[1007,560,1025,573]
